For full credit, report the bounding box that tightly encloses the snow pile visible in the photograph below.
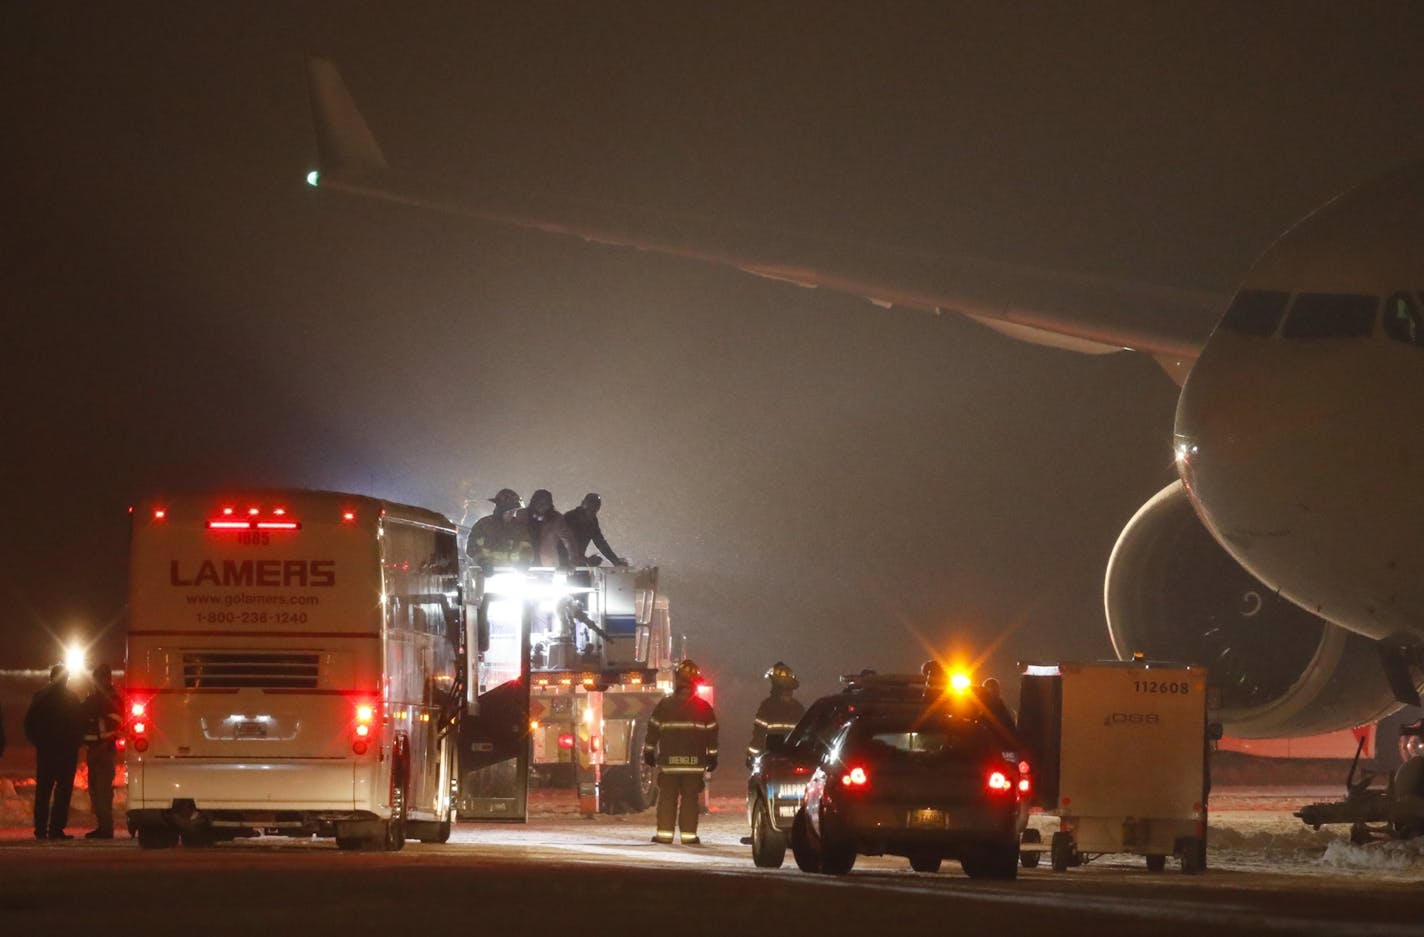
[1321,835,1424,872]
[0,778,29,826]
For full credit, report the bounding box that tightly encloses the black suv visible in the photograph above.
[747,672,985,869]
[790,701,1026,877]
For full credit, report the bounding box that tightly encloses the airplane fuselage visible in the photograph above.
[1175,158,1424,650]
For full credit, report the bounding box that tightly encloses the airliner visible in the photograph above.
[304,58,1424,740]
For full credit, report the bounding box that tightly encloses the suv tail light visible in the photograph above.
[840,765,869,788]
[986,769,1013,793]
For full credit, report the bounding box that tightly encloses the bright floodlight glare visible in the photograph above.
[950,672,972,693]
[64,643,87,675]
[306,170,320,187]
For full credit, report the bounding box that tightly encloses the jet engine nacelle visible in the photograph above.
[1105,480,1408,738]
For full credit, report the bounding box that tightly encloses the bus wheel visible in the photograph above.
[381,784,407,852]
[137,824,179,850]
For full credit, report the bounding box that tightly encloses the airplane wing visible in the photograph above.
[305,58,1224,383]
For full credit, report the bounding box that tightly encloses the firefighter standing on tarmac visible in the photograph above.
[746,661,805,768]
[644,660,718,845]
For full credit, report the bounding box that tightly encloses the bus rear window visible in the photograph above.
[1282,293,1378,339]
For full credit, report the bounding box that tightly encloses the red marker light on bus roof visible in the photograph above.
[248,507,260,516]
[273,507,286,516]
[342,511,356,523]
[222,507,234,516]
[153,509,166,521]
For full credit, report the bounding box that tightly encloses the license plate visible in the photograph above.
[908,808,947,829]
[777,805,798,818]
[235,721,268,739]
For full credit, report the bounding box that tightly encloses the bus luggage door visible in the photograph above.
[458,578,532,821]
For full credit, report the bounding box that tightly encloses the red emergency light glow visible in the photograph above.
[153,509,167,520]
[222,507,235,516]
[255,521,299,530]
[986,770,1012,792]
[557,733,575,750]
[130,701,146,718]
[342,511,356,523]
[208,521,250,530]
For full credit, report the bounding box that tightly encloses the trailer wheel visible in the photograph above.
[1050,831,1073,872]
[137,824,179,850]
[1019,828,1041,869]
[750,797,787,868]
[1145,854,1166,872]
[1180,836,1206,875]
[179,828,218,848]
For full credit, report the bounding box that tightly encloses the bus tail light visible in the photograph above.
[986,769,1013,793]
[128,699,151,752]
[353,701,376,754]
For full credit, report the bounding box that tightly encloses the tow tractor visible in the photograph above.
[1295,720,1424,844]
[457,565,691,819]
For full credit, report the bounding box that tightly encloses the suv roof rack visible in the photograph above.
[838,670,930,694]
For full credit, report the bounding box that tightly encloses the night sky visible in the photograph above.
[6,3,1424,733]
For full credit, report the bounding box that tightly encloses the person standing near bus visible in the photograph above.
[24,665,84,840]
[82,663,124,839]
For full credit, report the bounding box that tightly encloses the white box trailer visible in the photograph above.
[1017,659,1211,874]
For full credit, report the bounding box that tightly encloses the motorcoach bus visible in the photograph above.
[125,490,464,850]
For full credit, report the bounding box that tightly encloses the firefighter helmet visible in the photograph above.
[921,659,948,689]
[490,488,522,511]
[765,661,799,690]
[675,659,701,688]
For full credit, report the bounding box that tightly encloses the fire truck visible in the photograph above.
[457,565,689,819]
